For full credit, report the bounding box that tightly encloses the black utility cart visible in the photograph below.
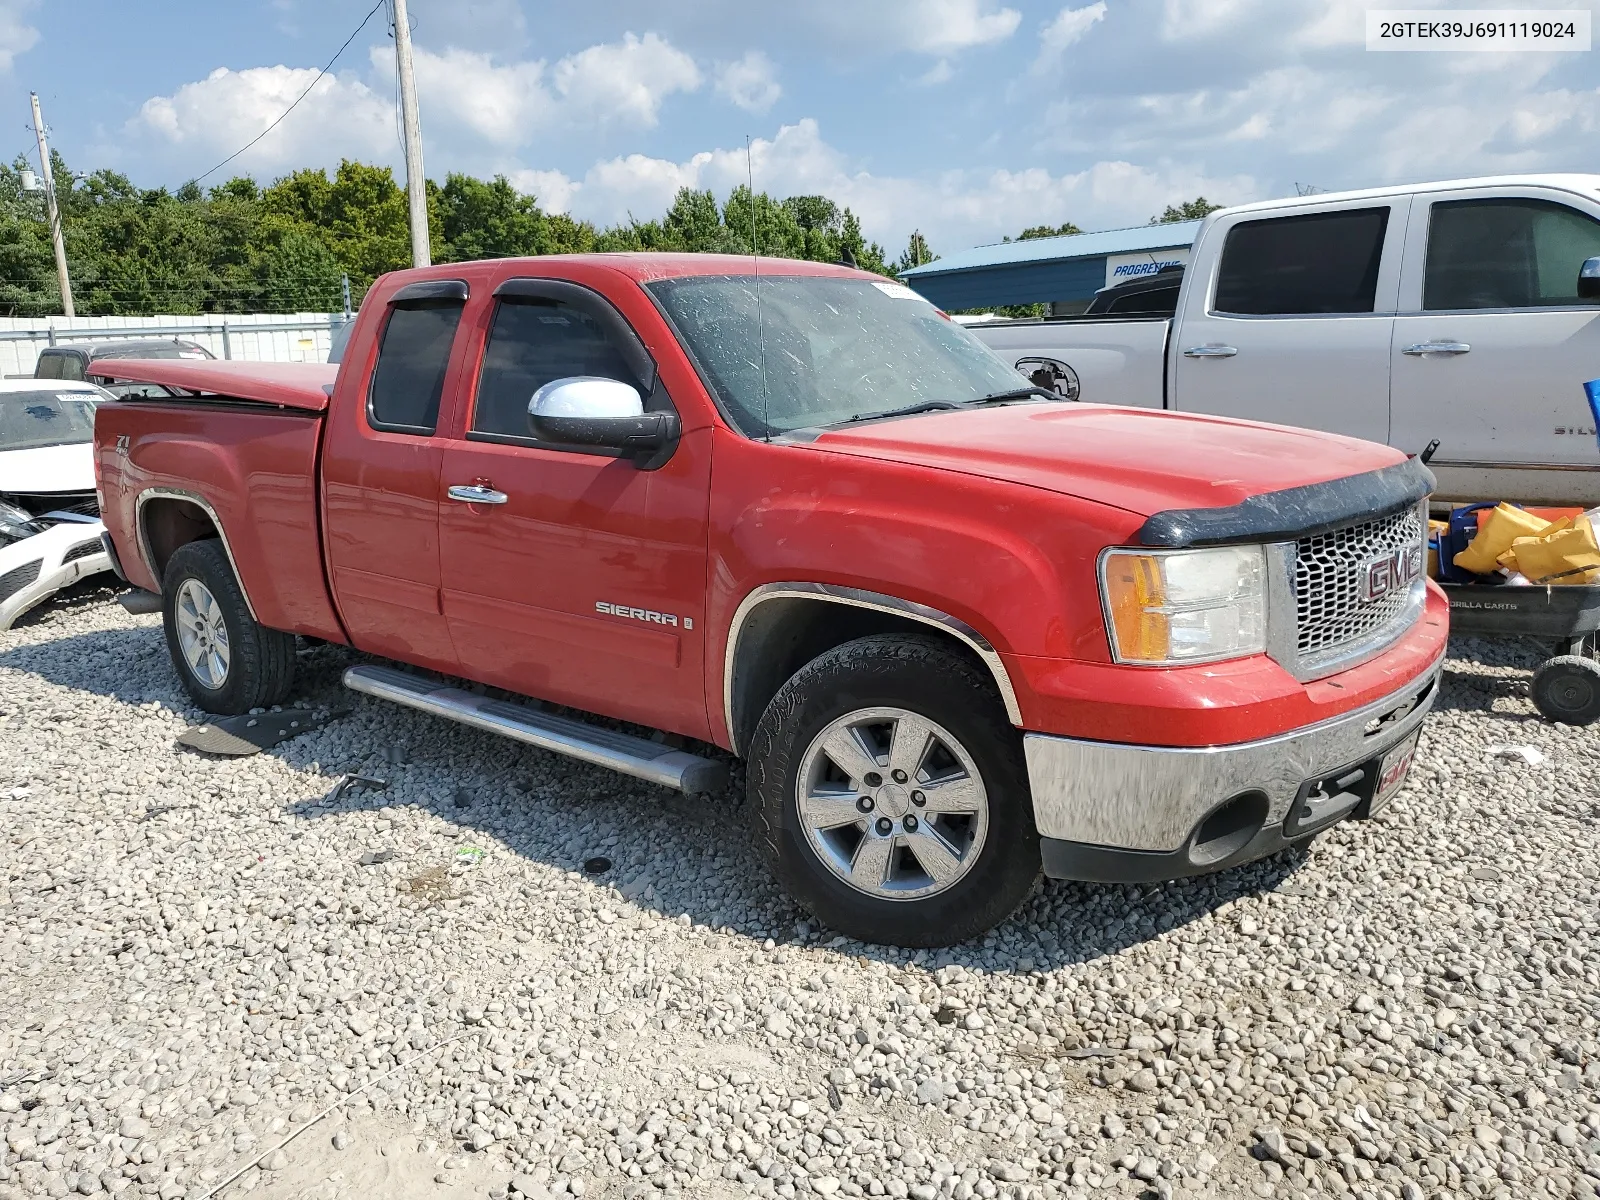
[1441,582,1600,725]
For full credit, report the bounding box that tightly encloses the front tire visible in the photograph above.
[747,634,1040,947]
[162,539,295,715]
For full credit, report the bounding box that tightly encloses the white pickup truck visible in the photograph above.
[971,174,1600,504]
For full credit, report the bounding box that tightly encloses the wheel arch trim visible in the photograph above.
[723,582,1024,755]
[135,487,259,621]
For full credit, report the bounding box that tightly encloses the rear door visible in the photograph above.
[321,280,470,673]
[1171,197,1408,441]
[435,274,713,740]
[1390,187,1600,503]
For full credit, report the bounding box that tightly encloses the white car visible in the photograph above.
[0,380,116,627]
[967,173,1600,505]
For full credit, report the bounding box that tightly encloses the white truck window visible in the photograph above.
[1423,198,1600,310]
[1214,208,1390,315]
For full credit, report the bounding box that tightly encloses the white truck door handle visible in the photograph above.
[1182,345,1238,358]
[1402,341,1471,356]
[447,484,508,505]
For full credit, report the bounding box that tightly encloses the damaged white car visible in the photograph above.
[0,381,115,628]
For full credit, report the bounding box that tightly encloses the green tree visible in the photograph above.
[1015,222,1082,240]
[1151,197,1222,224]
[663,188,726,252]
[0,151,916,315]
[894,230,935,274]
[435,173,546,262]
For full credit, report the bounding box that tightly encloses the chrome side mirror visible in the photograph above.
[527,376,679,468]
[1579,257,1600,301]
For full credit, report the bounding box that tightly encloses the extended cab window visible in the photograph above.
[1214,208,1389,315]
[367,304,463,434]
[1424,198,1600,310]
[472,301,640,441]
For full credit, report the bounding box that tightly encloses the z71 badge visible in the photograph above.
[595,601,693,631]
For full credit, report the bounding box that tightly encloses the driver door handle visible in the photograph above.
[1182,344,1238,358]
[447,484,508,505]
[1402,341,1471,356]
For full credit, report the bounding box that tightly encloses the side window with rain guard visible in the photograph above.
[367,302,465,435]
[470,299,646,445]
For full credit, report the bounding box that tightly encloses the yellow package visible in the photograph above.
[1452,504,1554,575]
[1497,517,1573,570]
[1505,516,1600,585]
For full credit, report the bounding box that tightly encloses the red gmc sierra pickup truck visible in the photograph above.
[91,254,1448,947]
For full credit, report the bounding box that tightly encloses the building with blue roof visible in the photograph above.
[899,220,1201,314]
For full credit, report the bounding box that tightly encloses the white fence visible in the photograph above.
[0,312,349,378]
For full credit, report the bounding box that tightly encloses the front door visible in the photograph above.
[1390,190,1600,504]
[437,279,712,741]
[1172,199,1407,442]
[322,286,468,673]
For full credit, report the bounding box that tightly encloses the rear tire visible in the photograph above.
[162,539,295,715]
[1531,655,1600,726]
[747,634,1040,947]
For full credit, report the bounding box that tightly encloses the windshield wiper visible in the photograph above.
[845,400,963,424]
[973,385,1061,404]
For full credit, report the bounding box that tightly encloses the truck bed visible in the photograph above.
[93,387,346,642]
[970,317,1168,410]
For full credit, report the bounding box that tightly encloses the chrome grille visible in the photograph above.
[1294,506,1425,667]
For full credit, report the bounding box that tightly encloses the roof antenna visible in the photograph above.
[839,245,858,269]
[747,134,769,441]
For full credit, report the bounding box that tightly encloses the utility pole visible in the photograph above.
[30,92,74,318]
[390,0,430,268]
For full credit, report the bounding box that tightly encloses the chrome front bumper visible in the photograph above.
[1023,659,1442,874]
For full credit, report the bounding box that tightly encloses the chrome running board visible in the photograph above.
[343,664,728,794]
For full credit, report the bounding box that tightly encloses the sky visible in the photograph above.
[0,0,1597,257]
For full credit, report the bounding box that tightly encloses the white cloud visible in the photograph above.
[507,168,581,214]
[1032,2,1106,73]
[517,118,1251,254]
[918,60,955,86]
[130,66,393,171]
[0,0,39,71]
[552,32,701,127]
[402,47,549,146]
[403,33,701,146]
[803,0,1021,56]
[716,51,781,114]
[129,30,705,178]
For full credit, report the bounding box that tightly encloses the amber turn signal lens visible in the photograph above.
[1103,553,1170,662]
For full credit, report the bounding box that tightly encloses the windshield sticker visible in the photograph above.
[870,281,922,301]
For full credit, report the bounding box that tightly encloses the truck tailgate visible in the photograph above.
[95,400,346,642]
[972,318,1168,410]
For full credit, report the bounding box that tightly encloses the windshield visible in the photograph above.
[0,391,101,452]
[647,275,1032,436]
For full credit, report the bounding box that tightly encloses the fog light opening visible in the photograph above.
[1188,791,1269,867]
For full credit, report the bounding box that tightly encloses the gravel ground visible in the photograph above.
[1,586,1598,1200]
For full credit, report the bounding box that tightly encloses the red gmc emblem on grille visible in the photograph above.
[1360,545,1424,602]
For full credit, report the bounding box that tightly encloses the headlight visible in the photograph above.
[0,501,43,546]
[1100,545,1266,665]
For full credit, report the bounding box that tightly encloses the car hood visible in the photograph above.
[808,403,1407,518]
[0,441,96,496]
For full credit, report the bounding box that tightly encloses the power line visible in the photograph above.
[189,0,387,187]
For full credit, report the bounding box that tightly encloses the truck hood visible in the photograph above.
[0,442,95,497]
[809,402,1407,518]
